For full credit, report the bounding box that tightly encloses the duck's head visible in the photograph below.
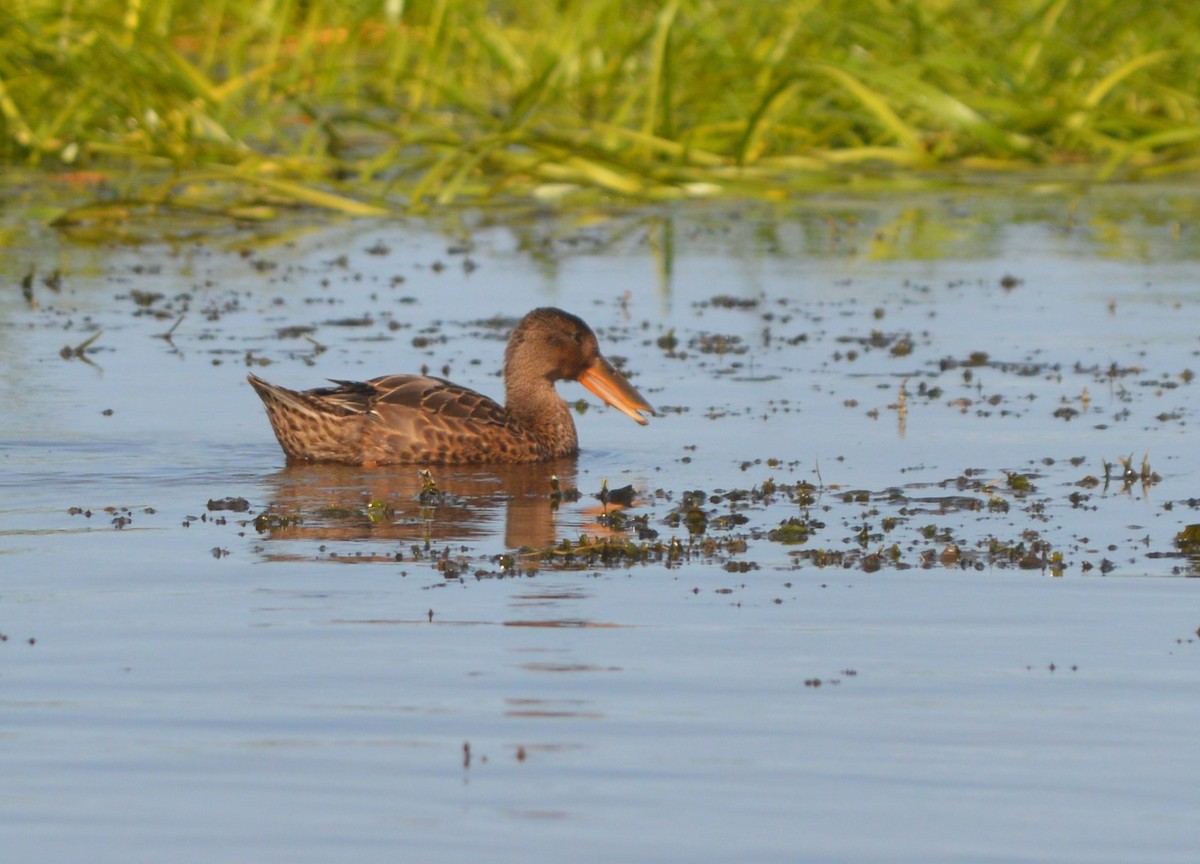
[505,307,655,425]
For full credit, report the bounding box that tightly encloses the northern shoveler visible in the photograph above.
[248,307,655,465]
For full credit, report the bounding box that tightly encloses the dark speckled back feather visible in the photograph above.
[366,375,513,425]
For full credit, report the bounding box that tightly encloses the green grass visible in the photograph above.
[3,0,1199,218]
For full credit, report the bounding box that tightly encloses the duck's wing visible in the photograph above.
[313,375,512,427]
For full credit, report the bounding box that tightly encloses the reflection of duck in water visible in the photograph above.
[248,307,654,465]
[257,459,579,551]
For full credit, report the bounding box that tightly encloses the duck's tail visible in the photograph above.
[247,373,362,462]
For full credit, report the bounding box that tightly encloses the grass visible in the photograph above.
[3,0,1200,218]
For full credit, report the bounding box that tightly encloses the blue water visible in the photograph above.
[3,189,1200,862]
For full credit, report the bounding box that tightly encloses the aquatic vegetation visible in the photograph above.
[253,512,303,532]
[766,517,817,545]
[512,530,756,573]
[58,329,103,362]
[1175,525,1200,550]
[4,0,1200,219]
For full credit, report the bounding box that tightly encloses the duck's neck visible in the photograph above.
[506,377,579,457]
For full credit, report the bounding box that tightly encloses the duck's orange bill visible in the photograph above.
[578,358,655,426]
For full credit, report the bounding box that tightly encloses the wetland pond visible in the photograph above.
[3,185,1200,862]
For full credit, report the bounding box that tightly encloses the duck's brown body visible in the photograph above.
[247,372,577,464]
[248,308,654,465]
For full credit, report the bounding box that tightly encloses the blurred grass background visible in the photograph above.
[3,0,1199,217]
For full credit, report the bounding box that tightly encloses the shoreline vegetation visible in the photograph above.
[2,0,1199,220]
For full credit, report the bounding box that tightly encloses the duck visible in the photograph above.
[248,307,655,465]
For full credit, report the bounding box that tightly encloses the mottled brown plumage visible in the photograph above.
[248,307,655,465]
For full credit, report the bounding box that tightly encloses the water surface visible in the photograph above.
[3,187,1200,862]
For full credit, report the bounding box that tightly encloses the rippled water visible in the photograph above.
[3,186,1200,862]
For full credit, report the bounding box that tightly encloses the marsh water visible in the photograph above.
[3,184,1200,862]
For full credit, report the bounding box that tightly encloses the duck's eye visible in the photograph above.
[572,331,584,344]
